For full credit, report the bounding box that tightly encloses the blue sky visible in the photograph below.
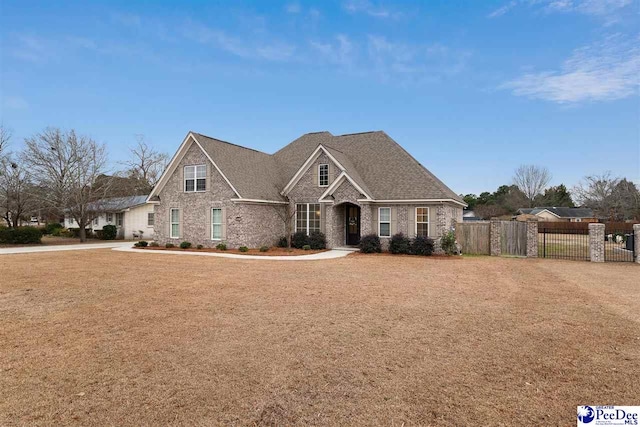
[1,0,638,195]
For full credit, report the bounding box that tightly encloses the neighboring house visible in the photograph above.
[462,209,483,222]
[148,131,466,249]
[64,195,155,239]
[515,207,597,223]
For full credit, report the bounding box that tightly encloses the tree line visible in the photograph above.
[0,125,169,241]
[463,165,640,221]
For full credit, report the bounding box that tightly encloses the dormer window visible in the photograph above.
[318,164,329,187]
[184,165,206,192]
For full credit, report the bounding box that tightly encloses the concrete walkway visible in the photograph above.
[112,246,354,261]
[0,241,133,255]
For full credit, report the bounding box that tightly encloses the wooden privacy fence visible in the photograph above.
[500,221,527,256]
[456,222,490,255]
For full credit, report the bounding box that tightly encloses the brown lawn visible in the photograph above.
[1,251,638,426]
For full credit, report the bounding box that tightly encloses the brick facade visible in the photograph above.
[588,223,605,263]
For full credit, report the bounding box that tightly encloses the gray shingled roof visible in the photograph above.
[189,130,463,202]
[88,195,149,212]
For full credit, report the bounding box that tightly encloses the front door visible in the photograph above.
[346,205,360,246]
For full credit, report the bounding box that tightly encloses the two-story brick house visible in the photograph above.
[148,130,465,249]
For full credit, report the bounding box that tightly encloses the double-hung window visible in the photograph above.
[211,208,223,240]
[296,203,320,235]
[106,213,113,223]
[318,164,329,187]
[184,165,206,192]
[378,207,391,237]
[416,207,430,237]
[170,208,180,238]
[147,212,155,227]
[116,213,123,227]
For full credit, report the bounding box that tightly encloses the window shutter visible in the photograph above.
[167,210,172,238]
[312,166,318,186]
[320,204,326,234]
[390,207,397,235]
[178,208,183,238]
[372,207,378,235]
[207,207,212,240]
[408,207,416,238]
[221,207,227,240]
[179,166,184,192]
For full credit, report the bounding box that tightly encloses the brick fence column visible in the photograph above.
[490,219,501,257]
[634,224,640,264]
[588,223,605,263]
[526,220,538,258]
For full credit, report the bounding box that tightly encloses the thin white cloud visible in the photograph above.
[309,35,355,67]
[502,34,640,103]
[3,96,29,110]
[488,1,518,18]
[342,0,401,19]
[285,2,301,14]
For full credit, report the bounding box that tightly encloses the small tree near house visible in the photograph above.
[272,197,297,249]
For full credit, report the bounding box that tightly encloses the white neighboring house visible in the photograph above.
[64,195,155,240]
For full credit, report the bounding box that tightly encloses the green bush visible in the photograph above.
[411,236,434,256]
[67,228,93,238]
[303,244,311,250]
[216,242,227,250]
[44,222,63,235]
[239,246,249,252]
[138,240,148,247]
[291,231,309,249]
[389,233,411,254]
[51,226,65,237]
[149,242,159,247]
[359,234,381,253]
[308,231,327,249]
[165,243,175,248]
[101,224,117,240]
[440,230,458,255]
[259,245,269,252]
[277,236,288,248]
[180,241,192,249]
[0,226,43,244]
[196,244,203,250]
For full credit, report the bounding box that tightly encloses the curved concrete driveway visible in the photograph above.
[113,246,354,261]
[0,241,133,255]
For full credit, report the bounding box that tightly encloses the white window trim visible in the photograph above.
[147,212,154,227]
[415,206,430,237]
[170,208,180,238]
[295,203,321,235]
[184,164,207,193]
[106,213,113,223]
[378,207,391,237]
[211,208,223,240]
[318,164,329,187]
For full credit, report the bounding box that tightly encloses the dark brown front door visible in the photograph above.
[346,205,360,246]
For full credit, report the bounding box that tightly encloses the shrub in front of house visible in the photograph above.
[277,236,288,248]
[411,236,434,256]
[44,222,63,235]
[440,230,458,255]
[138,241,148,247]
[308,231,327,249]
[259,245,269,252]
[359,234,381,253]
[0,226,43,244]
[180,241,192,249]
[196,244,203,249]
[389,233,411,254]
[149,242,159,247]
[291,231,309,249]
[239,246,249,252]
[303,244,311,250]
[165,243,175,248]
[67,228,93,238]
[101,224,117,240]
[216,242,227,250]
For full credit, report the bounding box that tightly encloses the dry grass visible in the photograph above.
[1,251,638,426]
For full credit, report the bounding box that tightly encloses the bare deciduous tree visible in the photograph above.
[272,199,296,248]
[121,135,169,193]
[23,128,112,241]
[0,156,38,227]
[0,125,11,158]
[513,165,552,207]
[573,172,639,220]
